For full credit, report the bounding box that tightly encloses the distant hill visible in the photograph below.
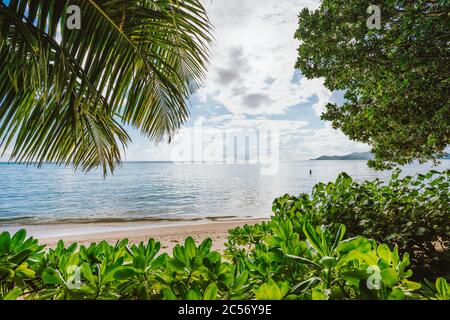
[313,151,373,160]
[313,151,450,161]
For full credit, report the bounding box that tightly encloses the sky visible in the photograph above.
[0,0,370,163]
[124,0,369,162]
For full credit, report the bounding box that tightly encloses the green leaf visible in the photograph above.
[0,231,11,254]
[2,288,22,300]
[11,229,26,248]
[331,224,346,251]
[186,288,202,300]
[381,268,398,288]
[232,271,249,291]
[337,236,372,254]
[81,263,95,284]
[319,256,337,269]
[312,288,327,300]
[113,267,139,280]
[402,280,421,291]
[341,270,368,287]
[377,244,392,265]
[254,280,289,300]
[42,268,64,285]
[286,254,322,269]
[415,227,426,236]
[162,288,177,300]
[435,278,449,299]
[388,287,405,300]
[303,224,325,256]
[197,238,213,256]
[184,237,197,258]
[203,283,218,300]
[291,277,322,294]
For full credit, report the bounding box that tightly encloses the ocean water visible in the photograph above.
[0,160,449,226]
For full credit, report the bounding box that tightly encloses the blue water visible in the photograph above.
[0,161,449,225]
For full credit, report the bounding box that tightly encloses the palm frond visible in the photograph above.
[0,0,212,175]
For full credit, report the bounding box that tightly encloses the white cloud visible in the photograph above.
[196,0,329,116]
[0,0,371,163]
[288,123,370,160]
[119,0,371,162]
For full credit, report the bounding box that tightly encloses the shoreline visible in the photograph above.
[0,218,269,253]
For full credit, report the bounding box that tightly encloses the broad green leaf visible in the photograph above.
[203,283,218,300]
[388,287,405,300]
[303,224,325,256]
[381,268,398,288]
[113,267,139,280]
[162,288,177,300]
[81,263,95,284]
[0,232,11,254]
[186,289,202,300]
[11,229,26,248]
[402,280,421,291]
[42,268,65,285]
[232,271,249,291]
[377,244,392,265]
[312,288,326,300]
[184,237,197,259]
[254,280,289,300]
[436,278,449,299]
[2,288,21,300]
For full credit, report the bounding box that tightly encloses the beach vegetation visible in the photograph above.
[271,169,450,280]
[1,170,448,300]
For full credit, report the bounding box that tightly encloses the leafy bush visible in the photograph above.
[0,170,448,300]
[0,224,438,300]
[0,230,44,299]
[227,220,422,300]
[420,277,450,300]
[272,169,450,280]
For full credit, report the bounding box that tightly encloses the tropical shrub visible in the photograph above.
[272,169,450,280]
[420,277,449,301]
[0,225,443,300]
[0,230,44,299]
[0,170,448,300]
[227,220,422,300]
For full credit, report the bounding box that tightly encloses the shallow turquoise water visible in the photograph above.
[0,160,448,225]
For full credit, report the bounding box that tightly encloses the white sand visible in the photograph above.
[1,218,268,253]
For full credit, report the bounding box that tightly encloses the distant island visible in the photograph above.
[312,151,373,160]
[313,151,450,160]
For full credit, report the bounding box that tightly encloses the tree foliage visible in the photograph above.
[294,0,450,169]
[0,0,212,175]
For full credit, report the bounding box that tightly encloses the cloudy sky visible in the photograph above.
[0,0,370,163]
[125,0,369,162]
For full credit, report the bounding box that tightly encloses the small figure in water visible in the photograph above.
[309,169,312,175]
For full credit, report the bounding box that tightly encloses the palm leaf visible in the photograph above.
[0,0,212,175]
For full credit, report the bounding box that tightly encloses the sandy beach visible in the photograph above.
[1,218,268,253]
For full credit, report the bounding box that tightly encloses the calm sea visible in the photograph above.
[0,161,449,226]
